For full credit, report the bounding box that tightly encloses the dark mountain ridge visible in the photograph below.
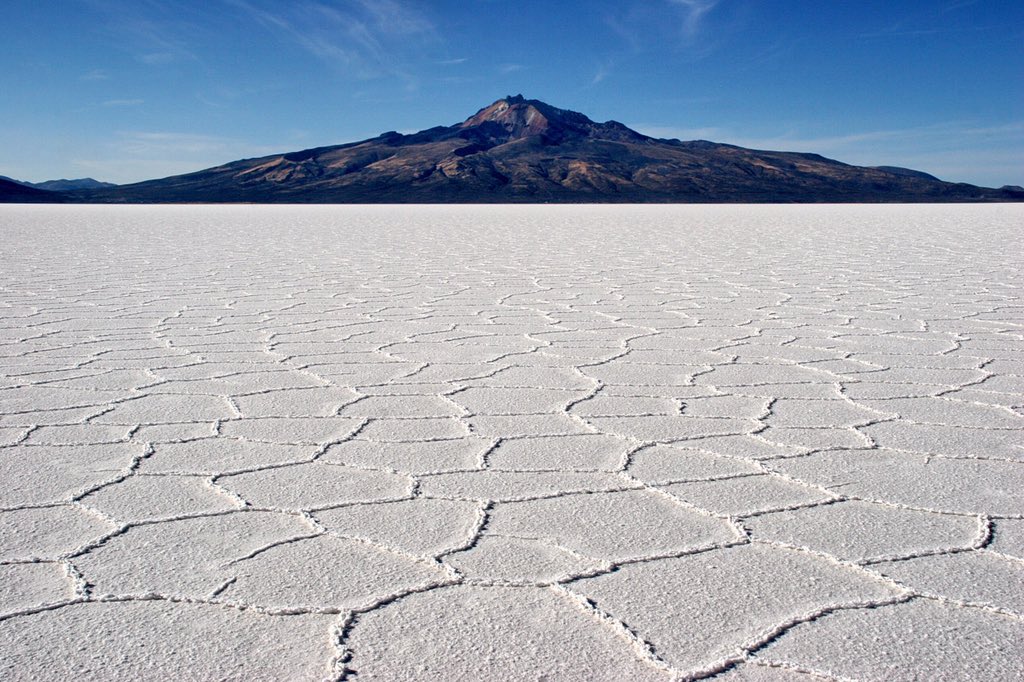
[5,95,1022,203]
[32,178,118,191]
[0,177,68,203]
[0,176,116,192]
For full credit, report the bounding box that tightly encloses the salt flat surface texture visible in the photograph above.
[0,203,1022,681]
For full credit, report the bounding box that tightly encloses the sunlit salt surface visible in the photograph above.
[1,204,1022,681]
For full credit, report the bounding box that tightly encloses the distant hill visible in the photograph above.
[0,176,116,192]
[0,177,66,203]
[31,178,117,191]
[7,96,1023,203]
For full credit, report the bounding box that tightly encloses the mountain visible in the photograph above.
[869,166,941,182]
[17,95,1024,203]
[31,178,117,191]
[0,176,115,192]
[0,177,66,203]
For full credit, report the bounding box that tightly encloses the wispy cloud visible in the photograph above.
[605,0,722,55]
[860,1,999,40]
[961,121,1024,136]
[88,0,437,75]
[138,51,183,65]
[603,14,642,51]
[669,0,719,38]
[859,23,962,39]
[102,99,144,107]
[86,0,203,64]
[499,63,523,74]
[942,0,981,13]
[228,0,437,81]
[438,76,480,85]
[80,69,110,81]
[590,63,611,85]
[437,57,468,65]
[70,130,287,184]
[116,131,265,155]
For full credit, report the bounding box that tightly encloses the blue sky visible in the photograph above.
[2,0,1021,186]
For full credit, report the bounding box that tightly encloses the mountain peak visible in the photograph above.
[461,95,596,140]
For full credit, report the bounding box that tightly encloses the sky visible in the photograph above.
[2,0,1021,187]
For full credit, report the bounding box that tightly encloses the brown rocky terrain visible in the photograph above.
[11,96,1024,203]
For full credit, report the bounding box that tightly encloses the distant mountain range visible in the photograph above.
[0,176,117,193]
[0,177,63,202]
[3,96,1022,203]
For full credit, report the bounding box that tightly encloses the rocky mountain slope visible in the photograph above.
[9,96,1024,203]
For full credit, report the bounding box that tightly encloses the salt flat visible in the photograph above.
[0,203,1022,681]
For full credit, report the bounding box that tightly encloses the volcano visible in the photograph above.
[21,95,1024,203]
